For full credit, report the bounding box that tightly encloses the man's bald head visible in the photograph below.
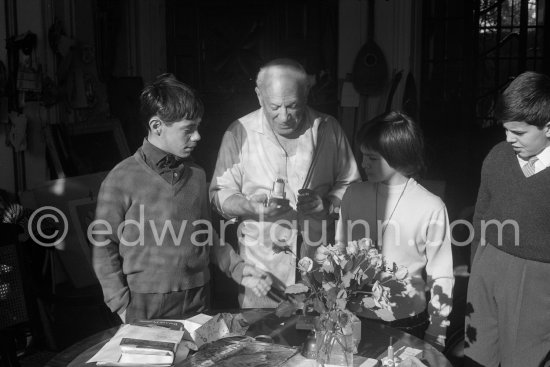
[256,58,309,95]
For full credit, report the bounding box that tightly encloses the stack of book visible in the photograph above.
[118,337,178,365]
[87,322,185,366]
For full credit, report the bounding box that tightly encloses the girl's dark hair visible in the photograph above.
[495,71,550,128]
[357,111,425,178]
[140,73,204,131]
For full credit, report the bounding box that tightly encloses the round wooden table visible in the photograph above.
[45,309,452,366]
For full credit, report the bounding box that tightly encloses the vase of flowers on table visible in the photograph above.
[274,238,409,367]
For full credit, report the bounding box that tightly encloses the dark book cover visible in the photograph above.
[133,319,186,331]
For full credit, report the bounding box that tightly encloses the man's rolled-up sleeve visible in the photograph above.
[327,119,361,202]
[209,128,244,219]
[201,182,245,283]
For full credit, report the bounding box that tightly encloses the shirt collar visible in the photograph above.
[516,145,550,168]
[141,138,189,171]
[537,145,550,168]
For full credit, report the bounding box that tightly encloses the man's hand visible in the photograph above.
[241,264,272,297]
[249,193,292,220]
[296,189,326,216]
[424,333,445,351]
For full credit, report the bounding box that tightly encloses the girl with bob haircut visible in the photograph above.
[336,111,454,350]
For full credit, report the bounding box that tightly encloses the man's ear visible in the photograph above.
[545,121,550,138]
[254,87,263,107]
[149,117,162,136]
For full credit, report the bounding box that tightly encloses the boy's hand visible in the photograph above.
[241,264,272,297]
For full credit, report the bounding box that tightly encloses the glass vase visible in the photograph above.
[315,324,354,366]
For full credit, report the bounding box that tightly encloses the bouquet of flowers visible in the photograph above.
[274,238,409,365]
[275,238,409,319]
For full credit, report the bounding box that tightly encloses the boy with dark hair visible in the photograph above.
[92,74,271,323]
[465,71,550,366]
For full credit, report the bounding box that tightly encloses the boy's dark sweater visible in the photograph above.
[92,142,244,313]
[473,141,550,263]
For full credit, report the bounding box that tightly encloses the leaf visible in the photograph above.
[335,289,347,310]
[374,308,396,322]
[290,293,307,304]
[343,258,354,273]
[313,270,325,284]
[325,287,339,308]
[313,297,327,314]
[285,283,309,294]
[347,299,362,313]
[275,301,298,318]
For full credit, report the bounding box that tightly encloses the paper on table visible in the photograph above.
[87,324,184,366]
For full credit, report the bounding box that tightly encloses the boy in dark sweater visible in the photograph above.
[92,74,272,323]
[465,71,550,367]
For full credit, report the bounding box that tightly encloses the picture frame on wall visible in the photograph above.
[44,119,131,178]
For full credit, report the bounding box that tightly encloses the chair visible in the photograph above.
[0,223,28,367]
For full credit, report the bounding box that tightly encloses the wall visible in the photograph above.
[338,0,422,142]
[0,0,166,194]
[0,0,53,193]
[1,0,416,193]
[0,0,14,192]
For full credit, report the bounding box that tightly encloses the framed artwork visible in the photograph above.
[45,119,131,178]
[67,197,98,263]
[19,172,109,288]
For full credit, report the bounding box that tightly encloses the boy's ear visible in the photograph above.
[148,117,162,135]
[545,121,550,138]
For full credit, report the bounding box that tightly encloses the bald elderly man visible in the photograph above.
[210,58,360,308]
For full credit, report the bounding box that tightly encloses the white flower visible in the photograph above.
[362,296,377,309]
[314,245,330,264]
[372,281,382,300]
[322,280,337,291]
[370,256,383,269]
[346,241,359,256]
[330,242,346,254]
[298,257,314,273]
[394,266,408,280]
[368,248,379,257]
[321,259,335,273]
[358,238,373,252]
